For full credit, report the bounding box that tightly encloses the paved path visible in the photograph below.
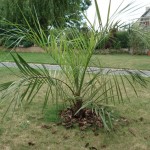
[0,62,150,77]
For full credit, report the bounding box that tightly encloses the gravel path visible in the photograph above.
[0,62,150,77]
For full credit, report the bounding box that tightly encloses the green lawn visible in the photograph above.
[0,51,150,70]
[0,67,150,150]
[0,51,55,64]
[92,54,150,70]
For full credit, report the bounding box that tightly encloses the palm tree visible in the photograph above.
[0,0,147,130]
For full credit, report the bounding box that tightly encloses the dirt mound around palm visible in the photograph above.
[60,108,103,130]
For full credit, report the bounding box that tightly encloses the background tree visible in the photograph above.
[0,0,91,29]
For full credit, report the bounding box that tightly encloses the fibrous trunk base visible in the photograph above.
[60,106,103,130]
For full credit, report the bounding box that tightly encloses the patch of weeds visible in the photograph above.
[43,104,64,123]
[105,108,131,131]
[0,126,4,136]
[19,120,30,129]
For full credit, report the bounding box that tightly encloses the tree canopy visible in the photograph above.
[0,0,91,29]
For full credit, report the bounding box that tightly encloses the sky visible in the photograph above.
[87,0,150,25]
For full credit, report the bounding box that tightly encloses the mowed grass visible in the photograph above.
[0,51,55,64]
[0,51,150,70]
[0,67,150,150]
[92,54,150,70]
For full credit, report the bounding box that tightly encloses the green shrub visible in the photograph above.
[21,40,33,48]
[3,39,19,48]
[129,25,150,55]
[0,39,3,46]
[2,37,33,48]
[0,24,7,46]
[95,35,109,49]
[96,31,129,50]
[116,31,129,48]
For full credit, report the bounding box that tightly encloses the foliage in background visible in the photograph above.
[95,23,150,55]
[0,24,34,48]
[96,29,129,51]
[0,0,91,29]
[129,24,150,55]
[115,31,129,48]
[0,0,91,48]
